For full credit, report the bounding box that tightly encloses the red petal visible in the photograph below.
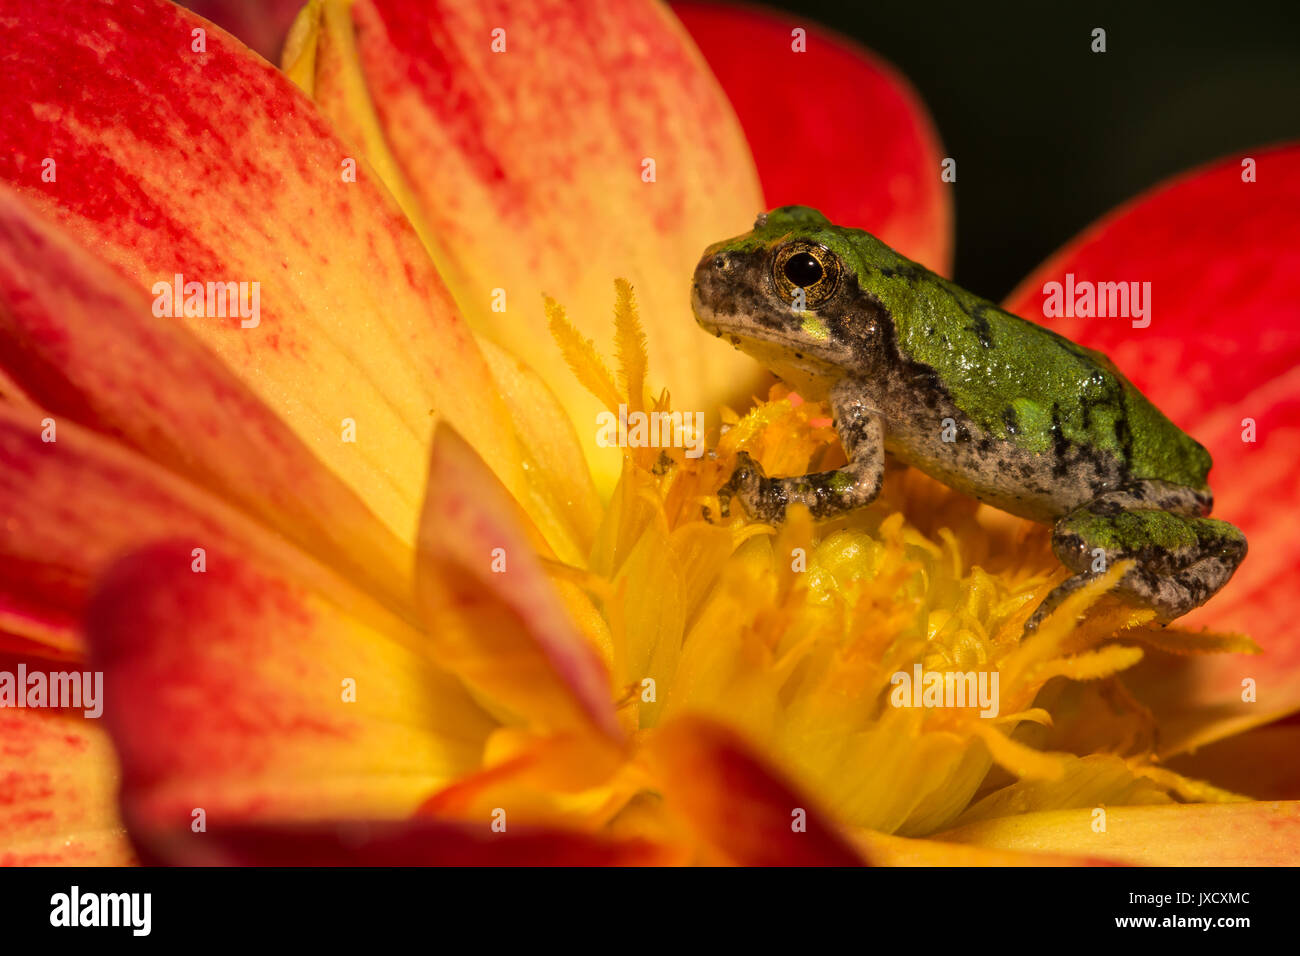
[1004,144,1300,424]
[674,2,952,273]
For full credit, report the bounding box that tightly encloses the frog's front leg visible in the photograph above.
[718,377,885,523]
[1025,480,1247,633]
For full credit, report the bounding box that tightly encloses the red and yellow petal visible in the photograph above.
[0,703,134,866]
[0,0,523,544]
[289,0,768,493]
[1005,144,1300,754]
[0,403,404,657]
[86,541,496,855]
[934,800,1300,866]
[0,183,410,607]
[645,715,867,866]
[415,425,622,743]
[674,1,952,273]
[1005,144,1300,427]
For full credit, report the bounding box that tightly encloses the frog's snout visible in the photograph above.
[692,240,774,348]
[690,244,736,333]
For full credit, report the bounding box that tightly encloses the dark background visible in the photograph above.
[767,0,1300,298]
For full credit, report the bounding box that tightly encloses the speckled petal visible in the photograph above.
[0,704,135,866]
[0,184,409,608]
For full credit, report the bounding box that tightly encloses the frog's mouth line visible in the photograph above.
[694,313,840,398]
[694,312,818,363]
[691,278,836,374]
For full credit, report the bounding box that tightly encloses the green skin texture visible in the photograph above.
[690,206,1246,630]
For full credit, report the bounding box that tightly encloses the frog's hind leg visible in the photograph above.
[1024,480,1246,633]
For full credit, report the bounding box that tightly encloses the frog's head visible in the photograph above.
[691,205,903,396]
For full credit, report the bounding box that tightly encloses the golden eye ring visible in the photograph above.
[772,241,841,307]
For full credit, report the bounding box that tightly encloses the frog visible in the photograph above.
[690,205,1246,632]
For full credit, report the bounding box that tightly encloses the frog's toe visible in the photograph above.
[728,451,766,487]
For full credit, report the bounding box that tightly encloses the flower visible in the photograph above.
[1,0,1297,866]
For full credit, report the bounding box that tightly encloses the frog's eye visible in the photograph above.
[773,241,841,307]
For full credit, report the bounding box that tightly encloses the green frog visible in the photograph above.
[691,206,1246,631]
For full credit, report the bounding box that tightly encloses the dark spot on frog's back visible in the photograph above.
[966,304,996,349]
[1114,411,1135,464]
[878,262,927,281]
[1002,405,1020,436]
[1049,404,1070,477]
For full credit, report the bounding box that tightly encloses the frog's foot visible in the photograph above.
[718,440,884,525]
[717,378,887,524]
[716,450,782,523]
[1025,482,1247,633]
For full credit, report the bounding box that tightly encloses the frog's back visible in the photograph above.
[826,229,1212,510]
[882,265,1211,494]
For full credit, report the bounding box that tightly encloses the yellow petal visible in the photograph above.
[953,754,1174,829]
[936,800,1300,865]
[478,338,602,566]
[850,829,1118,866]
